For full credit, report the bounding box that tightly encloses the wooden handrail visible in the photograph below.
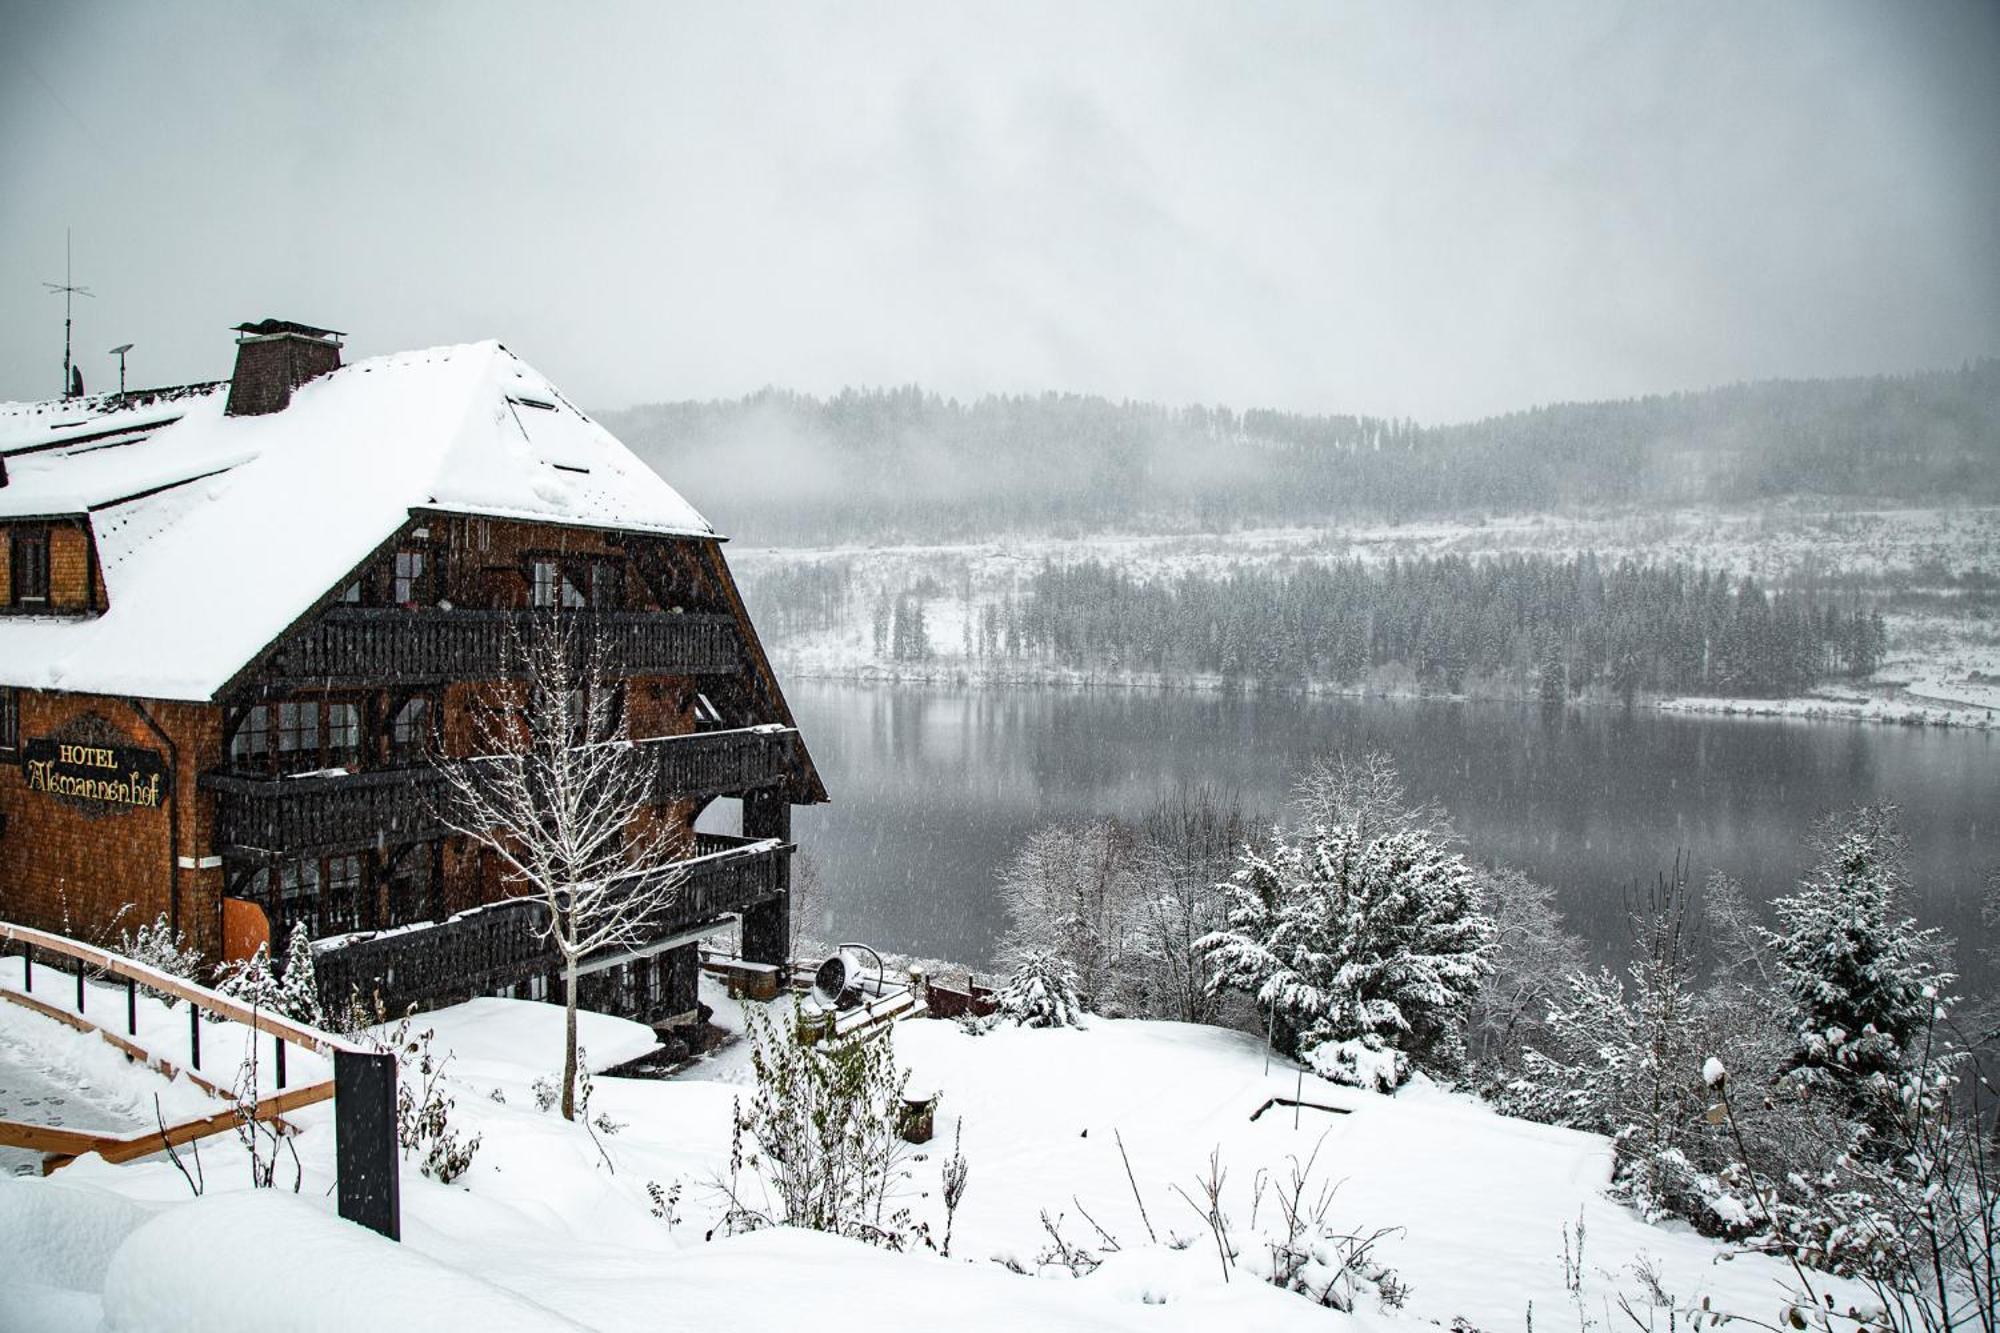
[0,920,366,1057]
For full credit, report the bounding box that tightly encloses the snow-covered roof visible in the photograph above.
[0,341,713,701]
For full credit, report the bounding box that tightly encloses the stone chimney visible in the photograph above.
[224,319,345,416]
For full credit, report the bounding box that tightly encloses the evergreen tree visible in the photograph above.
[1763,806,1949,1139]
[1200,825,1494,1091]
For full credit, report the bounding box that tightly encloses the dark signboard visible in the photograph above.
[22,737,168,811]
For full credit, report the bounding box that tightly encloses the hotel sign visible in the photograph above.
[23,737,167,811]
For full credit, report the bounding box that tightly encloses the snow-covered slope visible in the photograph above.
[0,990,1858,1331]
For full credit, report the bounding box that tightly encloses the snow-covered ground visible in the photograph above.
[734,504,2000,725]
[1,982,1860,1331]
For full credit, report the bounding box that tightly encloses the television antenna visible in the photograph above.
[42,228,94,399]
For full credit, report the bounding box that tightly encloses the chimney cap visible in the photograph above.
[232,319,345,344]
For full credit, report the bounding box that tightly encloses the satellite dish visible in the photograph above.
[810,943,884,1010]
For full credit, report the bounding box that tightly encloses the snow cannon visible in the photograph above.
[811,943,884,1010]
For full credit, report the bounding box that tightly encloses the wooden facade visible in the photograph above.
[0,331,824,1032]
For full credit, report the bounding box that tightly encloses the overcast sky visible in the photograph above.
[3,1,1996,422]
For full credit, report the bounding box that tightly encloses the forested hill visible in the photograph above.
[598,359,2000,544]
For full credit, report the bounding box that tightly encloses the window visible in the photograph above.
[384,846,434,928]
[530,559,560,608]
[277,701,319,763]
[230,704,273,770]
[0,688,17,750]
[392,549,428,606]
[389,696,432,763]
[589,559,623,610]
[339,580,363,604]
[273,858,321,941]
[11,527,49,606]
[239,696,367,775]
[322,854,364,934]
[326,702,361,768]
[529,555,623,609]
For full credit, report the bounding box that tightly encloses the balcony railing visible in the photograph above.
[261,607,740,685]
[309,833,790,1012]
[203,726,801,859]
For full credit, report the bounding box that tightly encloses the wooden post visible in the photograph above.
[740,790,791,968]
[334,1049,400,1241]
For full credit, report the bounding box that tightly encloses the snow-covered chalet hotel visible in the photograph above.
[0,320,824,1030]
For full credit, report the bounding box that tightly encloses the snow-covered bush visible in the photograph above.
[1200,824,1494,1090]
[117,912,202,1007]
[1500,875,1769,1233]
[723,1002,926,1249]
[994,949,1084,1028]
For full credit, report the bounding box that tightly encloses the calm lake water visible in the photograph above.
[742,681,1999,996]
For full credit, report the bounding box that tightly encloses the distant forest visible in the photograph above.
[743,554,1888,700]
[601,359,2000,544]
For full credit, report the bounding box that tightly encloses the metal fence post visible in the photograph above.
[334,1048,400,1241]
[189,1003,200,1071]
[127,976,137,1036]
[76,955,85,1013]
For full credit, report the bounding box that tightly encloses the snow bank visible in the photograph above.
[0,1176,155,1331]
[98,1191,583,1331]
[391,996,660,1089]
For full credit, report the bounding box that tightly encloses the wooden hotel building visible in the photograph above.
[0,321,824,1028]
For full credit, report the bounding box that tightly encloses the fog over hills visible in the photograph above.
[601,359,2000,544]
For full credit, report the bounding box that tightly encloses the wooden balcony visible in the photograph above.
[260,606,740,686]
[204,726,801,859]
[309,833,790,1012]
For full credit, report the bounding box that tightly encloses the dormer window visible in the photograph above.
[11,527,49,606]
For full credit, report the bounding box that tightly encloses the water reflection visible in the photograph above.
[769,682,1997,995]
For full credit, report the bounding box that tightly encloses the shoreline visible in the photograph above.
[770,658,1999,731]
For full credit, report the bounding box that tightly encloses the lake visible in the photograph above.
[728,681,1999,996]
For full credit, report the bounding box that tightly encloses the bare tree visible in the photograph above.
[996,819,1137,1012]
[434,612,686,1120]
[1292,750,1453,845]
[1128,783,1261,1025]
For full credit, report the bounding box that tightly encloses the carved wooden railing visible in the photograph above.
[204,726,800,858]
[310,834,791,1013]
[261,607,739,685]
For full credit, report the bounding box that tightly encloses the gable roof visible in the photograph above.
[0,341,715,701]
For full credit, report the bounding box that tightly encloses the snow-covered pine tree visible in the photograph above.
[994,949,1084,1028]
[1763,806,1950,1139]
[1200,824,1494,1091]
[215,944,285,1013]
[275,923,325,1027]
